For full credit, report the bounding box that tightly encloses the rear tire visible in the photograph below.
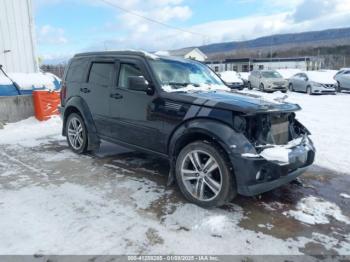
[66,113,88,154]
[175,141,236,208]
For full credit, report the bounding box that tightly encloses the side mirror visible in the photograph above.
[128,76,153,94]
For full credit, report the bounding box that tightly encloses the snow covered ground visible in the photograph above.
[0,91,350,255]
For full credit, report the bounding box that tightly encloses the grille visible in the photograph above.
[323,84,335,89]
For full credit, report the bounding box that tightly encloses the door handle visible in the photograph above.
[110,93,123,99]
[80,88,91,93]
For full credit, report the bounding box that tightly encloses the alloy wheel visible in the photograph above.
[67,117,84,150]
[180,150,222,202]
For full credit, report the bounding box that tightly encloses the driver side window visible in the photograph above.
[118,64,143,89]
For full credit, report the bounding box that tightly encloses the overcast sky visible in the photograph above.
[33,0,350,62]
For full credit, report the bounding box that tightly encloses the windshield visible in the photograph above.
[261,71,283,79]
[150,58,228,92]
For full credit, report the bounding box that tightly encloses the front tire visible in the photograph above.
[248,82,252,90]
[66,113,88,154]
[337,82,342,93]
[307,86,312,95]
[259,83,265,92]
[175,141,236,208]
[289,83,294,92]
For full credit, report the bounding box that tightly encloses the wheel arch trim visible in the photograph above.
[62,96,100,151]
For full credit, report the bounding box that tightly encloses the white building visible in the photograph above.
[206,57,323,73]
[0,0,38,73]
[168,47,208,62]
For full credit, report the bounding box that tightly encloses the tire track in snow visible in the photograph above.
[0,151,47,177]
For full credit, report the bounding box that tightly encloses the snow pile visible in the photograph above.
[0,116,62,147]
[0,75,12,85]
[164,204,244,235]
[260,146,291,164]
[239,72,250,81]
[162,83,230,93]
[340,193,350,199]
[243,136,306,164]
[220,71,244,84]
[276,69,302,79]
[0,72,60,91]
[283,196,350,225]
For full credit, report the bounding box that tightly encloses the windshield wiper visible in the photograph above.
[167,82,200,88]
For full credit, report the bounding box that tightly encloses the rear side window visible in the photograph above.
[88,62,115,86]
[66,59,88,82]
[118,64,143,89]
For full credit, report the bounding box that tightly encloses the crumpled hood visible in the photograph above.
[163,90,301,114]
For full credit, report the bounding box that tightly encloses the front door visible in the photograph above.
[341,71,350,88]
[109,58,165,153]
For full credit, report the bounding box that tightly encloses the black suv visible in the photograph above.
[60,51,315,208]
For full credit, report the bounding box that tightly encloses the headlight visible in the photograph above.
[310,81,322,87]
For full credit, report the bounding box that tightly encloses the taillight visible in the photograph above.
[60,82,67,104]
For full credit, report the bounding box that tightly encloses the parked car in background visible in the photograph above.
[219,71,244,90]
[248,70,288,93]
[60,51,315,208]
[334,68,350,92]
[289,71,336,95]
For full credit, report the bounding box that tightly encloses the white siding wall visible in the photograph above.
[0,0,38,73]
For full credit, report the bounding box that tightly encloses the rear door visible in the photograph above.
[250,71,258,88]
[291,74,302,91]
[84,59,117,136]
[300,73,309,92]
[254,71,261,88]
[108,58,165,153]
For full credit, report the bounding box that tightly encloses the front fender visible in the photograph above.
[167,118,258,187]
[168,118,256,158]
[62,96,100,151]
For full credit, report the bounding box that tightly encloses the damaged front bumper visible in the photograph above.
[232,135,315,196]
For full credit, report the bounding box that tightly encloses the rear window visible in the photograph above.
[88,62,115,86]
[66,59,88,82]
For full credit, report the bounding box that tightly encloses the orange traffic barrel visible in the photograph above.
[33,90,61,121]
